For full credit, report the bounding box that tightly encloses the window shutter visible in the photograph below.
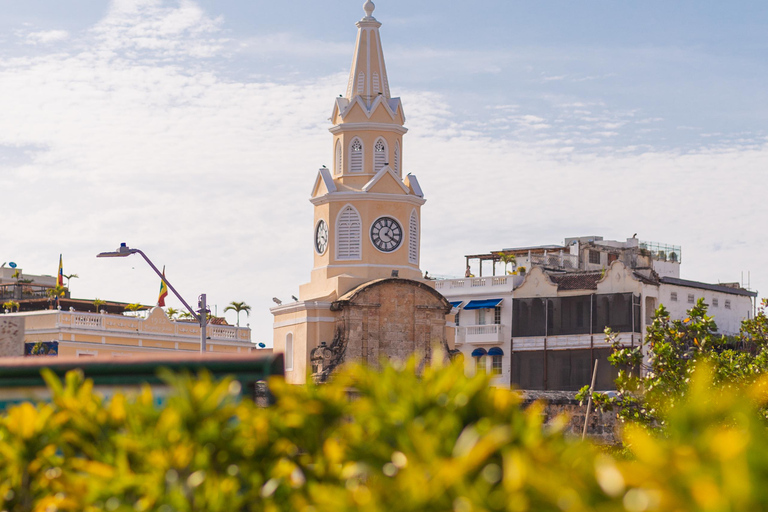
[409,210,418,265]
[336,206,362,260]
[350,139,363,173]
[394,141,400,174]
[374,139,386,173]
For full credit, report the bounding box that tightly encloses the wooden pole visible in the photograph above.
[582,358,599,441]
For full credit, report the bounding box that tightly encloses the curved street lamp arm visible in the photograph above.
[132,249,201,323]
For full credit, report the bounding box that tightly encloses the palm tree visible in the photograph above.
[165,307,179,320]
[92,298,106,313]
[63,273,79,288]
[46,285,67,309]
[497,253,517,275]
[178,311,195,320]
[224,301,251,327]
[124,303,143,316]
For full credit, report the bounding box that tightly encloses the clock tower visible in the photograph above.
[272,1,451,383]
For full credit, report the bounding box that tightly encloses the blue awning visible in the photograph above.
[463,298,503,310]
[488,347,504,356]
[471,348,487,357]
[449,301,463,309]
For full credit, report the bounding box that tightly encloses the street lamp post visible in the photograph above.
[97,243,208,352]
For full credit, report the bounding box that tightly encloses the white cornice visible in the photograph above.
[310,191,426,207]
[269,301,334,316]
[329,122,408,135]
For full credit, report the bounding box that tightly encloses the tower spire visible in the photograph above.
[345,0,391,99]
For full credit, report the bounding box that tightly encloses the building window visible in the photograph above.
[488,347,503,375]
[725,299,731,310]
[494,306,501,325]
[588,250,600,264]
[478,309,486,325]
[374,138,387,173]
[336,205,362,260]
[335,139,342,175]
[475,355,487,374]
[491,356,502,375]
[671,292,678,302]
[285,333,294,371]
[408,210,418,265]
[712,298,719,308]
[372,72,380,94]
[349,138,363,173]
[688,293,695,304]
[455,312,460,326]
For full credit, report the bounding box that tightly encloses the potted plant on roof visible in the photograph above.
[93,298,106,313]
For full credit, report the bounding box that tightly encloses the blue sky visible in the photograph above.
[2,0,766,342]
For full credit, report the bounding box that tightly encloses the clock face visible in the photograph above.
[370,216,403,252]
[315,220,328,255]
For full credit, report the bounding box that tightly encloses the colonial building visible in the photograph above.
[271,2,451,384]
[439,236,756,390]
[0,267,259,358]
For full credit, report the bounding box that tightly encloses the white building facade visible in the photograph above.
[440,236,756,390]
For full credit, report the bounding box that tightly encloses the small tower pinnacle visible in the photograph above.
[363,0,376,20]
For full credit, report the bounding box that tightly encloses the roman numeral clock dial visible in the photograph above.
[315,220,328,255]
[370,217,403,252]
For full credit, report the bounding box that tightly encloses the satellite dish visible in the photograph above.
[8,262,17,269]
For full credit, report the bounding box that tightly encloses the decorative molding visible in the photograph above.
[310,191,426,207]
[270,301,334,315]
[329,122,407,135]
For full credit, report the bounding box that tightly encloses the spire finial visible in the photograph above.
[363,0,375,19]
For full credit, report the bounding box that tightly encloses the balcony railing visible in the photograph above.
[51,310,251,342]
[435,275,522,292]
[455,324,504,345]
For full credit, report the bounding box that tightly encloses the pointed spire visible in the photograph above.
[345,1,391,100]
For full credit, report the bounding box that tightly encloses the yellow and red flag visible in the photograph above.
[57,254,64,287]
[157,266,169,307]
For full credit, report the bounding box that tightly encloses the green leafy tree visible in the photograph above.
[579,298,768,427]
[224,301,251,327]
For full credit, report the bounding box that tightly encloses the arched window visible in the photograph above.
[285,333,294,371]
[374,138,387,173]
[394,141,401,174]
[488,347,504,375]
[335,140,342,175]
[372,72,380,94]
[357,72,365,95]
[336,205,362,260]
[349,138,363,174]
[471,348,487,374]
[408,209,418,265]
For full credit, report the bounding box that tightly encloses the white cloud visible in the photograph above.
[26,30,70,45]
[1,1,766,343]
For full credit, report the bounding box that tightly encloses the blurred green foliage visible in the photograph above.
[3,355,768,510]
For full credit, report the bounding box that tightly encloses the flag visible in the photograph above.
[57,254,64,287]
[157,266,169,307]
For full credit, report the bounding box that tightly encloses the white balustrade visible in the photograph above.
[71,313,104,329]
[457,324,504,344]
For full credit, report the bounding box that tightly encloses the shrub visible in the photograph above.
[2,356,768,510]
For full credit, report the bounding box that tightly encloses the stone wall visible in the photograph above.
[0,316,25,357]
[519,390,621,445]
